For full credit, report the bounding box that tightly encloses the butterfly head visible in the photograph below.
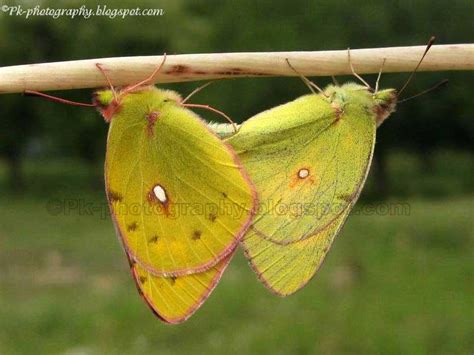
[324,83,397,126]
[93,88,121,122]
[372,88,397,126]
[93,89,115,107]
[93,86,183,123]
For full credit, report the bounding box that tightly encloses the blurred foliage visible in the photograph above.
[0,0,473,192]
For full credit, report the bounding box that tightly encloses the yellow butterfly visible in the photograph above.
[212,83,395,295]
[213,38,434,296]
[93,61,257,322]
[26,58,258,323]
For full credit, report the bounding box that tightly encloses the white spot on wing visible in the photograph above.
[153,184,168,203]
[298,169,310,179]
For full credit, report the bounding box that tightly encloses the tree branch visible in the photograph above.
[0,44,472,94]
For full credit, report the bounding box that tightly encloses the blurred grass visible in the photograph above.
[383,151,474,198]
[0,152,473,354]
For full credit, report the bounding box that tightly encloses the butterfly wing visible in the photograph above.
[226,94,375,245]
[129,251,233,323]
[241,205,351,296]
[105,87,257,276]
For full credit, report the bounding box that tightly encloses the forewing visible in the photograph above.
[106,88,256,276]
[227,94,375,244]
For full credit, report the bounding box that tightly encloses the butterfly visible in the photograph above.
[227,81,396,295]
[210,34,436,296]
[24,56,257,323]
[210,36,439,296]
[92,59,257,323]
[209,80,395,295]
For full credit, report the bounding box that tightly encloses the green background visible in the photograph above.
[0,0,472,354]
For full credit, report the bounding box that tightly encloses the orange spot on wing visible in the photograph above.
[147,188,171,217]
[289,167,316,188]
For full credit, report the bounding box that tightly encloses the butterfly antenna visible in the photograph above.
[124,53,167,94]
[347,48,372,90]
[95,63,118,102]
[181,81,214,104]
[24,90,96,107]
[183,103,238,133]
[398,36,436,97]
[331,75,340,86]
[374,58,386,93]
[285,58,326,96]
[398,79,448,104]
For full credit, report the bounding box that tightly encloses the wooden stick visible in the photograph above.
[0,44,472,94]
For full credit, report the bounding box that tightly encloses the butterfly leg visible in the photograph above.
[347,48,372,90]
[181,81,214,104]
[374,58,387,93]
[123,53,168,94]
[182,103,238,133]
[285,58,328,96]
[95,63,118,102]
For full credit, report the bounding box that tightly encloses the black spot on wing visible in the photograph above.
[192,230,202,240]
[127,222,139,232]
[148,235,159,243]
[108,190,123,202]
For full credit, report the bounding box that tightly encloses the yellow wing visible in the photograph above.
[226,92,375,245]
[103,87,257,276]
[220,84,389,295]
[129,251,233,324]
[241,206,350,296]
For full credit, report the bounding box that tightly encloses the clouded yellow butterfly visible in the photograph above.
[93,62,257,322]
[212,82,396,296]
